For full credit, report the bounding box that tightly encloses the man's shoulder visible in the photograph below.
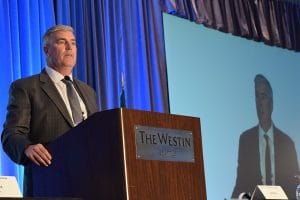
[73,78,87,85]
[239,126,259,141]
[273,126,287,135]
[241,126,258,135]
[11,73,41,87]
[273,126,293,142]
[74,78,94,90]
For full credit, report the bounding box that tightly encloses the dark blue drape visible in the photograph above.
[0,0,55,190]
[161,0,300,52]
[0,0,169,192]
[54,0,169,112]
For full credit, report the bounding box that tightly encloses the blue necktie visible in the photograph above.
[62,76,82,125]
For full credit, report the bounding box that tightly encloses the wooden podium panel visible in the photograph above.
[120,109,206,200]
[31,108,206,200]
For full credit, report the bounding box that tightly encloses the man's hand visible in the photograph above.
[24,144,52,166]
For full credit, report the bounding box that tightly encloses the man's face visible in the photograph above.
[44,30,77,71]
[255,83,273,126]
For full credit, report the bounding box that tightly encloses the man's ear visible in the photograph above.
[43,46,49,55]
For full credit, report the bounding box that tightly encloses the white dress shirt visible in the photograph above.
[45,66,87,125]
[259,124,275,185]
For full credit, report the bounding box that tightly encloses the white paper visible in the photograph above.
[0,176,22,197]
[251,185,288,200]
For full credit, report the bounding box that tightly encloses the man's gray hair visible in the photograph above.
[43,25,74,46]
[254,74,273,99]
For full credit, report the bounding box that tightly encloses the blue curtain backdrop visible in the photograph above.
[53,0,169,111]
[0,0,55,190]
[0,0,169,192]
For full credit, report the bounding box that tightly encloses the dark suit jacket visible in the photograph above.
[1,69,99,196]
[232,125,299,199]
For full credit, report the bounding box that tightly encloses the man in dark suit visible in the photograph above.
[232,74,299,199]
[1,25,99,196]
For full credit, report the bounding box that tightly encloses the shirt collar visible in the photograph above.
[259,123,274,140]
[45,66,73,83]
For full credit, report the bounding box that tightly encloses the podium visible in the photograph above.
[32,108,206,200]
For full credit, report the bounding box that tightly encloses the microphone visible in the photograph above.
[120,72,126,107]
[238,192,251,200]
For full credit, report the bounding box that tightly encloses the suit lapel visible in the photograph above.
[39,70,74,127]
[73,80,93,116]
[273,126,281,179]
[251,126,263,182]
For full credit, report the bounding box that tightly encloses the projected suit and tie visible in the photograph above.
[232,74,299,199]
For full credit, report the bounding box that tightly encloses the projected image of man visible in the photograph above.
[232,74,299,199]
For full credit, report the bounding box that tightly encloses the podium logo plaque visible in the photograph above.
[135,125,195,162]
